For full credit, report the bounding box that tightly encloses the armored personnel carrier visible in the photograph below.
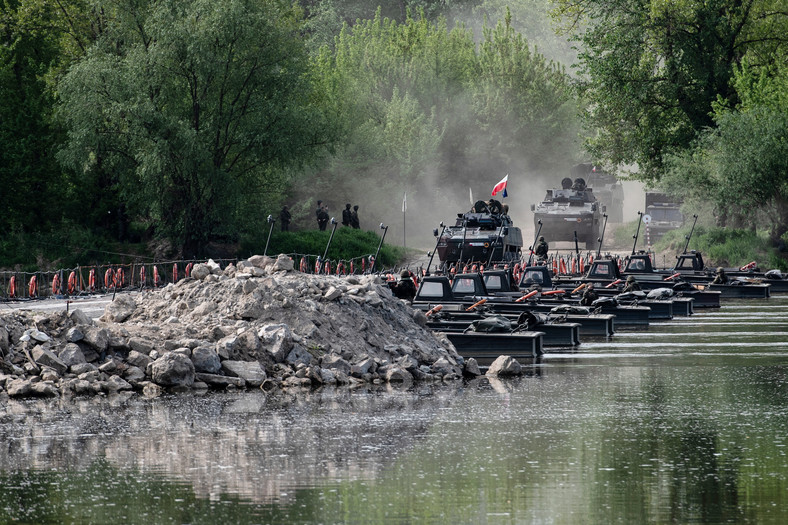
[435,205,523,265]
[571,164,624,222]
[644,192,684,241]
[531,178,604,249]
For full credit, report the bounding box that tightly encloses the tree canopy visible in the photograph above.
[555,0,788,181]
[57,0,337,256]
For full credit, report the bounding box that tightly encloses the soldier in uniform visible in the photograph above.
[351,205,360,229]
[342,203,352,226]
[711,267,729,285]
[534,236,548,260]
[393,270,417,301]
[472,200,489,213]
[572,177,587,191]
[279,205,291,232]
[316,201,329,231]
[561,177,573,190]
[580,283,598,306]
[487,199,502,214]
[622,275,641,292]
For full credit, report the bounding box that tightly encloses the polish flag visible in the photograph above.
[492,174,508,198]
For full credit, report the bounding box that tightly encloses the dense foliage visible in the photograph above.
[3,0,788,267]
[1,0,582,265]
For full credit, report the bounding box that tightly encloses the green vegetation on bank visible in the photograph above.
[2,0,787,267]
[613,220,788,271]
[0,226,408,273]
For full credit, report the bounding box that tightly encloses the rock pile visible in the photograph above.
[0,255,480,399]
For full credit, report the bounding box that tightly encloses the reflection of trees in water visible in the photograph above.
[0,384,459,504]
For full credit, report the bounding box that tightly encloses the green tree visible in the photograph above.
[555,0,788,182]
[58,0,336,257]
[473,10,579,174]
[305,9,581,245]
[0,0,68,234]
[663,60,788,243]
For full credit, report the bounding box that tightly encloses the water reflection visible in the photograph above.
[1,298,788,523]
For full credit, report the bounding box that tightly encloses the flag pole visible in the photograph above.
[402,192,407,249]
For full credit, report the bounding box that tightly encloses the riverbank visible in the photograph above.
[0,254,481,399]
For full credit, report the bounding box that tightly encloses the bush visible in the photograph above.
[656,225,788,271]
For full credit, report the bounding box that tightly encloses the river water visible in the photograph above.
[2,297,788,524]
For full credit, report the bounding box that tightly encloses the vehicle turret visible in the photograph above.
[531,180,604,249]
[435,207,523,265]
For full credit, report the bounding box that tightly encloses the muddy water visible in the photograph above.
[2,298,788,523]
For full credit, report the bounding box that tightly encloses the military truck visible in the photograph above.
[435,207,523,266]
[644,192,683,241]
[571,164,624,222]
[531,179,604,249]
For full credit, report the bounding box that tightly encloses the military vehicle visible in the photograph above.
[435,205,523,266]
[531,178,604,249]
[644,192,684,241]
[571,164,624,222]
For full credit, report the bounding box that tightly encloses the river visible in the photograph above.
[1,297,787,523]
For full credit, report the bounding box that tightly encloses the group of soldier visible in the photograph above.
[278,200,362,232]
[471,198,508,215]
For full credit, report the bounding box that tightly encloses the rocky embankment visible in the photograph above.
[0,255,489,399]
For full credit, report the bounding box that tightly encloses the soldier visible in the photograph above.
[342,203,352,226]
[572,177,587,191]
[487,199,502,214]
[534,236,548,260]
[316,201,329,231]
[393,270,417,301]
[580,283,598,306]
[711,267,729,285]
[622,275,641,292]
[351,205,360,229]
[472,200,489,213]
[279,205,291,232]
[561,177,573,190]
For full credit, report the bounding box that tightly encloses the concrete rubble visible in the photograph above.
[0,254,490,399]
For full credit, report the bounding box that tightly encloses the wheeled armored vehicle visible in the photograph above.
[531,178,604,249]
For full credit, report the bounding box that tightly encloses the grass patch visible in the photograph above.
[655,226,788,271]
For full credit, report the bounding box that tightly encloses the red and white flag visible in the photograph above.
[492,174,508,198]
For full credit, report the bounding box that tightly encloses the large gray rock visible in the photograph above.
[128,337,154,355]
[321,353,351,374]
[272,254,294,272]
[147,352,195,387]
[486,355,522,376]
[221,360,266,387]
[68,309,92,327]
[195,373,245,389]
[234,331,261,360]
[101,294,136,322]
[248,255,273,269]
[59,343,87,367]
[126,350,152,369]
[70,362,97,375]
[260,324,293,362]
[82,326,109,352]
[385,367,413,383]
[66,327,84,343]
[285,344,315,367]
[32,346,68,376]
[463,358,482,377]
[191,346,221,374]
[6,378,33,397]
[190,263,211,280]
[105,375,133,392]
